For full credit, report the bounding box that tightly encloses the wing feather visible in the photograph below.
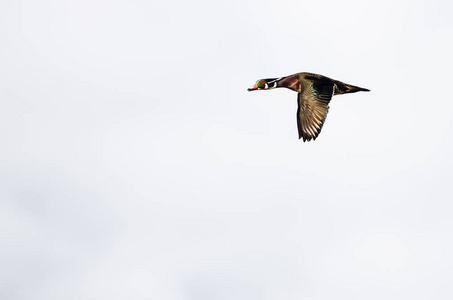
[297,79,334,141]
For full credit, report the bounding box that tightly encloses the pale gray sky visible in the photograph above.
[1,0,453,299]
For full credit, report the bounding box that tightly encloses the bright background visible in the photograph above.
[1,0,453,299]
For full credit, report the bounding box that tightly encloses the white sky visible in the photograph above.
[1,0,453,299]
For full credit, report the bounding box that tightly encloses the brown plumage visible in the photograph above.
[247,72,370,142]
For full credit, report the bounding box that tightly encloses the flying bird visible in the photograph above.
[247,72,370,141]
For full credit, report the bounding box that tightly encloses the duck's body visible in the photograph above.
[248,72,370,142]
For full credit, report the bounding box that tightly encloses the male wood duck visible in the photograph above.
[248,72,370,142]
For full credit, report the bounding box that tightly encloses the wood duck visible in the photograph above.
[248,72,370,142]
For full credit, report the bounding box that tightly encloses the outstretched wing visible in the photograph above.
[297,79,334,141]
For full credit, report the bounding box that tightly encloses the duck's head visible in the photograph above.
[247,78,281,91]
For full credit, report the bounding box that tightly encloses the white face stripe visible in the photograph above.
[260,77,282,89]
[268,77,282,88]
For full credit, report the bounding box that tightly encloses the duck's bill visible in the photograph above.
[247,86,258,91]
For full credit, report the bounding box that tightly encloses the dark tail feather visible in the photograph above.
[334,80,370,95]
[347,84,370,93]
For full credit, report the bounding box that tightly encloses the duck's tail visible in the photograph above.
[333,80,370,95]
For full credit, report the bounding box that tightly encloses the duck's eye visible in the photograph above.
[257,80,265,88]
